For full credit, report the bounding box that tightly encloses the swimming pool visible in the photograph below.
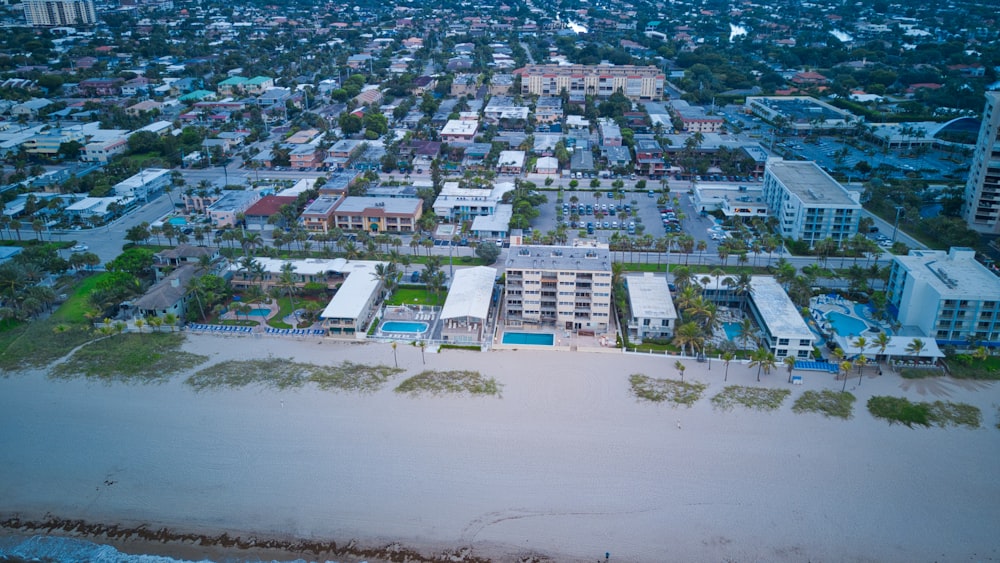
[825,311,868,337]
[382,321,429,333]
[502,332,554,345]
[168,217,188,225]
[247,308,270,317]
[722,321,744,341]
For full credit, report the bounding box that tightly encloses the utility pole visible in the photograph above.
[891,205,904,243]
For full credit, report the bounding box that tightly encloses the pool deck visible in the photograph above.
[809,294,893,355]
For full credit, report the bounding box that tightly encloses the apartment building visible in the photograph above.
[24,0,96,26]
[503,245,613,332]
[331,197,422,233]
[886,247,1000,347]
[514,64,664,101]
[962,91,1000,233]
[761,159,861,245]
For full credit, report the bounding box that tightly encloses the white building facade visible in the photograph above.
[761,160,861,245]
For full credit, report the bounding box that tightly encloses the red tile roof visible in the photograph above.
[245,195,297,217]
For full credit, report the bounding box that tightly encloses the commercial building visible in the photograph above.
[745,96,859,133]
[761,160,861,245]
[962,91,1000,234]
[624,273,677,342]
[670,99,724,133]
[503,245,613,332]
[886,247,1000,347]
[24,0,96,26]
[299,195,342,232]
[514,64,664,101]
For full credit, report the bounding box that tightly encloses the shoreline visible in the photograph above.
[1,335,999,562]
[0,517,505,563]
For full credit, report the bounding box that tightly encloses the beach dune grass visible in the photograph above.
[711,385,791,411]
[186,359,403,392]
[50,333,208,383]
[629,373,706,406]
[395,369,502,396]
[867,396,982,429]
[792,390,856,419]
[0,274,111,372]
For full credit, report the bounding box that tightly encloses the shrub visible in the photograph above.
[792,390,855,419]
[629,374,707,407]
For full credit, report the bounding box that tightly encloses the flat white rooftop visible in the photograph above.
[894,248,1000,299]
[440,266,497,321]
[750,276,814,341]
[767,160,858,207]
[625,273,677,321]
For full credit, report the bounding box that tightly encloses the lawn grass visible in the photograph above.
[395,369,502,397]
[629,374,707,407]
[51,273,109,324]
[867,396,982,429]
[792,390,856,419]
[711,385,791,411]
[265,297,295,329]
[385,287,442,306]
[50,333,208,383]
[186,358,403,392]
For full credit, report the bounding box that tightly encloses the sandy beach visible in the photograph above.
[1,335,999,562]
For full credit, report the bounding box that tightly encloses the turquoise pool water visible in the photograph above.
[247,308,270,316]
[168,217,188,225]
[382,321,429,333]
[502,332,554,345]
[826,311,868,336]
[722,321,743,341]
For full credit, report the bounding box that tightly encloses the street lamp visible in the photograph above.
[891,205,904,243]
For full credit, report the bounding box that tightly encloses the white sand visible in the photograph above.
[1,336,999,562]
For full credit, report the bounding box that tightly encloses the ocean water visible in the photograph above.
[0,535,333,563]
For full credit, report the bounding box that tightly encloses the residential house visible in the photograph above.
[331,197,422,233]
[441,119,478,142]
[243,195,298,230]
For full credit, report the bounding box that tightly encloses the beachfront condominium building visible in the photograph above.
[24,0,96,26]
[761,159,861,245]
[503,244,613,333]
[886,247,1000,348]
[962,91,1000,234]
[514,64,664,101]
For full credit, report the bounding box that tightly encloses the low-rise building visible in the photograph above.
[243,195,298,230]
[440,266,498,344]
[332,197,422,233]
[441,119,478,142]
[624,273,677,341]
[497,150,525,174]
[433,182,515,222]
[300,195,342,232]
[113,168,172,201]
[206,190,261,227]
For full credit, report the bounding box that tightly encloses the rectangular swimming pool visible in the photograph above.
[502,332,554,345]
[381,321,429,333]
[247,308,270,316]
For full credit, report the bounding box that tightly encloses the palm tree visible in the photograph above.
[418,340,426,364]
[905,338,925,360]
[736,317,755,351]
[672,321,704,357]
[391,341,398,368]
[731,272,753,313]
[840,360,853,392]
[278,261,299,314]
[852,336,869,384]
[873,331,890,368]
[674,360,686,382]
[722,351,735,382]
[748,347,776,382]
[784,355,797,383]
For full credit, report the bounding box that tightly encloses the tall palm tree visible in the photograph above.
[722,351,735,382]
[748,347,776,382]
[736,317,755,351]
[852,335,869,383]
[784,355,797,383]
[840,360,853,392]
[874,331,890,368]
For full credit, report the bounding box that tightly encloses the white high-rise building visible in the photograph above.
[761,159,862,245]
[24,0,96,26]
[962,91,1000,233]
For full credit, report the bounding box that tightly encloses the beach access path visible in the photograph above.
[1,335,998,562]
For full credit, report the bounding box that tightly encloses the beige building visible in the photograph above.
[514,64,664,101]
[24,0,96,26]
[503,245,613,332]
